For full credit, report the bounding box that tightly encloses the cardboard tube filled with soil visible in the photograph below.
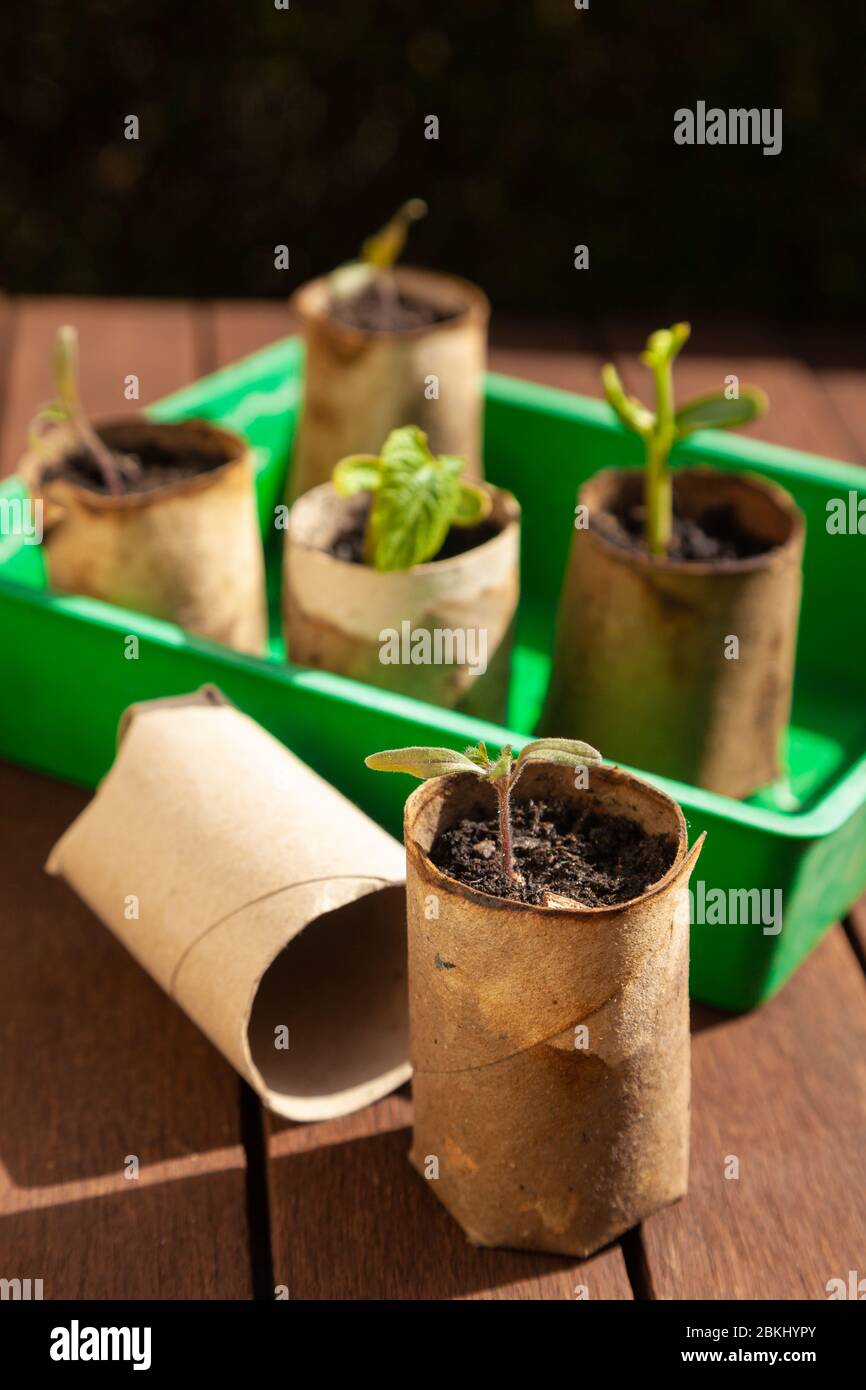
[404,761,703,1257]
[21,417,268,655]
[289,266,489,498]
[542,467,804,798]
[45,687,410,1121]
[283,482,520,721]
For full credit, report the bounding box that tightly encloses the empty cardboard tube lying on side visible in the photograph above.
[46,687,410,1120]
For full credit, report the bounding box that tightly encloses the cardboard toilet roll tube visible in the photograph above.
[289,266,489,498]
[20,418,268,655]
[284,482,520,722]
[46,688,411,1121]
[542,467,804,798]
[405,761,704,1257]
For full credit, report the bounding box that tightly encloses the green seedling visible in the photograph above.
[329,198,428,301]
[29,326,125,496]
[333,424,491,572]
[601,323,768,557]
[366,738,602,881]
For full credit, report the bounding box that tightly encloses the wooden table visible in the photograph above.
[1,298,864,1300]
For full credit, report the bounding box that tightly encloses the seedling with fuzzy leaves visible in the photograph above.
[333,424,491,571]
[366,737,602,882]
[602,322,768,557]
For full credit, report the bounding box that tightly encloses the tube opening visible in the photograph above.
[247,884,409,1120]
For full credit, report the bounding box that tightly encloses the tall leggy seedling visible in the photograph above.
[602,323,768,557]
[29,326,128,496]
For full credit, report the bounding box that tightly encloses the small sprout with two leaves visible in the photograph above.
[365,737,602,883]
[602,322,768,558]
[329,198,428,302]
[333,424,491,572]
[29,326,135,497]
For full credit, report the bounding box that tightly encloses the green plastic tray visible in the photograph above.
[1,336,865,1011]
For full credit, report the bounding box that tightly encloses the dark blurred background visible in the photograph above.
[0,0,863,323]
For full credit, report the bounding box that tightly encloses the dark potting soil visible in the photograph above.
[328,497,499,565]
[329,280,461,333]
[600,502,774,562]
[48,440,226,496]
[431,795,677,907]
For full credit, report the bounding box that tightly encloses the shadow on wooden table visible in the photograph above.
[264,1096,628,1301]
[690,1001,738,1036]
[0,1166,252,1299]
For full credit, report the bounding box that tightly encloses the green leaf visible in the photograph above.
[671,321,691,354]
[366,426,464,571]
[451,481,492,528]
[335,426,479,572]
[602,363,655,438]
[360,198,428,269]
[641,321,690,368]
[379,425,431,469]
[54,325,81,418]
[368,461,459,571]
[437,454,467,479]
[333,455,383,496]
[674,386,768,438]
[463,742,491,767]
[365,747,484,780]
[487,746,514,780]
[515,737,602,771]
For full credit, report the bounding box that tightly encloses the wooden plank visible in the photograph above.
[208,299,297,371]
[0,759,254,1298]
[603,316,862,462]
[489,347,604,396]
[265,1094,633,1300]
[640,928,866,1300]
[0,297,200,476]
[490,316,605,395]
[796,328,866,465]
[816,368,866,462]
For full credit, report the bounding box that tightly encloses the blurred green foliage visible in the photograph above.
[0,0,863,320]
